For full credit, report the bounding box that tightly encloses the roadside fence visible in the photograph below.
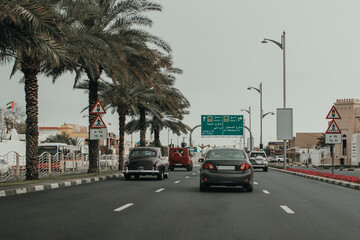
[0,151,119,182]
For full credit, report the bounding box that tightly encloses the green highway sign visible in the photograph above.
[201,115,244,137]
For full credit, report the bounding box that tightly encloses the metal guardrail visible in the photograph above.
[0,152,119,182]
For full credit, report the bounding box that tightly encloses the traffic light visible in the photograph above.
[259,143,263,151]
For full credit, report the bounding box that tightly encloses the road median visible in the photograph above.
[270,167,360,191]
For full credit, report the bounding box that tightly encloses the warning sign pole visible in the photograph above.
[325,105,342,175]
[89,99,107,175]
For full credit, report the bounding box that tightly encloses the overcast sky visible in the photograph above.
[1,0,360,148]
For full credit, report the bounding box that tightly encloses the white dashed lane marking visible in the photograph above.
[155,188,165,193]
[185,176,190,179]
[280,205,295,214]
[192,173,196,175]
[174,181,180,184]
[114,203,134,212]
[254,182,258,185]
[263,190,270,194]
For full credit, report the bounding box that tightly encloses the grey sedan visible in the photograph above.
[199,148,254,192]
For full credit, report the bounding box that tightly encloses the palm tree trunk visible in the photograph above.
[117,109,126,170]
[154,129,161,147]
[22,56,40,180]
[88,78,99,173]
[139,107,146,146]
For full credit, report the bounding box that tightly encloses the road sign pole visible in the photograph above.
[331,144,334,175]
[98,140,100,175]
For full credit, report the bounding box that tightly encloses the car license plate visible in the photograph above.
[217,166,235,170]
[175,164,182,166]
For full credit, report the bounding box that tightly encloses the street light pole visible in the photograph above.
[241,106,252,130]
[247,83,263,149]
[241,107,252,150]
[262,31,287,169]
[260,83,263,148]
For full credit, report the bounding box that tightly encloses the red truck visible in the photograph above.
[168,148,193,171]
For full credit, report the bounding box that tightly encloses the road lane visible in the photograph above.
[0,167,359,240]
[252,169,360,239]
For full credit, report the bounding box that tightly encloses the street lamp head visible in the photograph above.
[247,87,251,90]
[261,39,268,44]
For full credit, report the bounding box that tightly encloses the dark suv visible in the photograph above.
[168,148,193,171]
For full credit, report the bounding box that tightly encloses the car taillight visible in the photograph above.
[239,163,252,170]
[202,162,215,170]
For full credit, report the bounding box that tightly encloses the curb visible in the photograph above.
[0,173,123,198]
[270,167,360,191]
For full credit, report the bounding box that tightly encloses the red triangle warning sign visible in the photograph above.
[90,115,107,129]
[325,120,341,134]
[90,100,106,114]
[326,106,341,119]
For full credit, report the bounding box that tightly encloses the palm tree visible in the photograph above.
[317,133,328,148]
[0,0,68,180]
[59,0,170,173]
[83,73,161,170]
[126,83,191,148]
[43,133,81,146]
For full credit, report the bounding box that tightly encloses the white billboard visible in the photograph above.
[277,108,293,140]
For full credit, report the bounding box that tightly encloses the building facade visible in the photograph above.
[333,99,360,165]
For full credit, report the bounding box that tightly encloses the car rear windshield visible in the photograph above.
[172,149,185,156]
[207,149,246,160]
[130,150,156,158]
[250,152,266,158]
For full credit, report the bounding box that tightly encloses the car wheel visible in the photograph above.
[263,167,268,172]
[199,178,208,192]
[124,174,131,180]
[157,169,164,180]
[169,166,174,171]
[246,186,253,192]
[187,165,191,171]
[164,170,169,179]
[135,175,140,180]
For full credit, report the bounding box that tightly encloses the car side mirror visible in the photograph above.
[198,157,204,163]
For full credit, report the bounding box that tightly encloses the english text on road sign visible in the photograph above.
[325,120,341,134]
[90,100,106,114]
[90,128,107,140]
[325,134,342,144]
[90,115,107,129]
[326,106,341,119]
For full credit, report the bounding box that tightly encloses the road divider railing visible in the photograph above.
[0,151,119,182]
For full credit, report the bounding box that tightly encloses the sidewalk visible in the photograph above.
[0,171,123,198]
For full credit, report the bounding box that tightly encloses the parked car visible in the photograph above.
[275,155,284,162]
[0,158,12,178]
[123,147,169,180]
[268,156,278,163]
[249,151,268,172]
[168,147,193,171]
[199,148,253,192]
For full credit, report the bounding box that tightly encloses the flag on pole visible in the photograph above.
[6,101,14,109]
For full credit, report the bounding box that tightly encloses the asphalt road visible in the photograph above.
[0,167,359,240]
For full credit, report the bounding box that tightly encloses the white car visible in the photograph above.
[248,151,268,172]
